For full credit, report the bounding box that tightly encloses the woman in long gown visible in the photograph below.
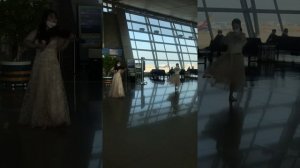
[109,61,125,98]
[204,18,247,102]
[169,63,181,90]
[19,10,72,127]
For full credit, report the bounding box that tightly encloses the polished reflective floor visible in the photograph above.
[198,56,300,168]
[103,77,198,168]
[0,71,102,168]
[2,56,300,168]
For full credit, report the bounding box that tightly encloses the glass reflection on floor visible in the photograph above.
[127,77,198,127]
[198,60,300,168]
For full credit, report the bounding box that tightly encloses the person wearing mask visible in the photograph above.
[19,10,73,128]
[169,63,181,91]
[109,61,125,98]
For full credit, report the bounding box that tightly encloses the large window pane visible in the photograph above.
[130,14,146,23]
[186,39,195,46]
[167,52,179,60]
[187,47,197,54]
[133,32,150,41]
[129,31,134,39]
[174,24,182,30]
[165,44,177,52]
[135,41,151,50]
[157,60,169,71]
[137,50,154,60]
[280,14,300,36]
[145,60,155,72]
[189,54,197,61]
[159,20,171,28]
[150,26,160,33]
[180,46,188,53]
[176,30,185,37]
[182,25,192,32]
[149,18,159,25]
[182,54,191,61]
[127,22,132,29]
[131,41,136,49]
[132,50,139,59]
[125,13,131,20]
[254,0,275,9]
[257,14,281,42]
[184,32,193,39]
[156,52,167,60]
[277,0,300,10]
[163,36,175,44]
[132,22,148,32]
[153,35,163,42]
[161,28,173,36]
[155,43,165,51]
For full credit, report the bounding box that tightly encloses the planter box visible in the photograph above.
[0,61,32,90]
[103,76,113,87]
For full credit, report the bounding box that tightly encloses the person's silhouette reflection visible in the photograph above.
[168,91,180,115]
[202,107,244,168]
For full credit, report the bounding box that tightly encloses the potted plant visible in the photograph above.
[0,0,49,89]
[0,0,50,61]
[103,54,117,77]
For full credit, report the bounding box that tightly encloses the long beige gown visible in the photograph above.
[19,30,70,127]
[109,69,125,98]
[205,31,247,91]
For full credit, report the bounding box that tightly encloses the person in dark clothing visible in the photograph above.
[210,30,225,61]
[266,29,278,44]
[282,28,289,37]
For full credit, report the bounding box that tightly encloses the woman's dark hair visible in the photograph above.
[114,61,124,70]
[232,18,242,31]
[36,9,71,44]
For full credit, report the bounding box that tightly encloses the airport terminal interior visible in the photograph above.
[0,0,300,168]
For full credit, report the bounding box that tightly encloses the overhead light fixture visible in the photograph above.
[154,30,160,34]
[188,36,194,39]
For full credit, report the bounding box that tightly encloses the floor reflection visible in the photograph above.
[103,77,198,168]
[0,78,103,168]
[126,78,198,128]
[198,60,300,168]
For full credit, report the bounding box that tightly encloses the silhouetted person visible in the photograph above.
[169,67,174,76]
[266,29,278,44]
[282,28,289,37]
[210,30,225,60]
